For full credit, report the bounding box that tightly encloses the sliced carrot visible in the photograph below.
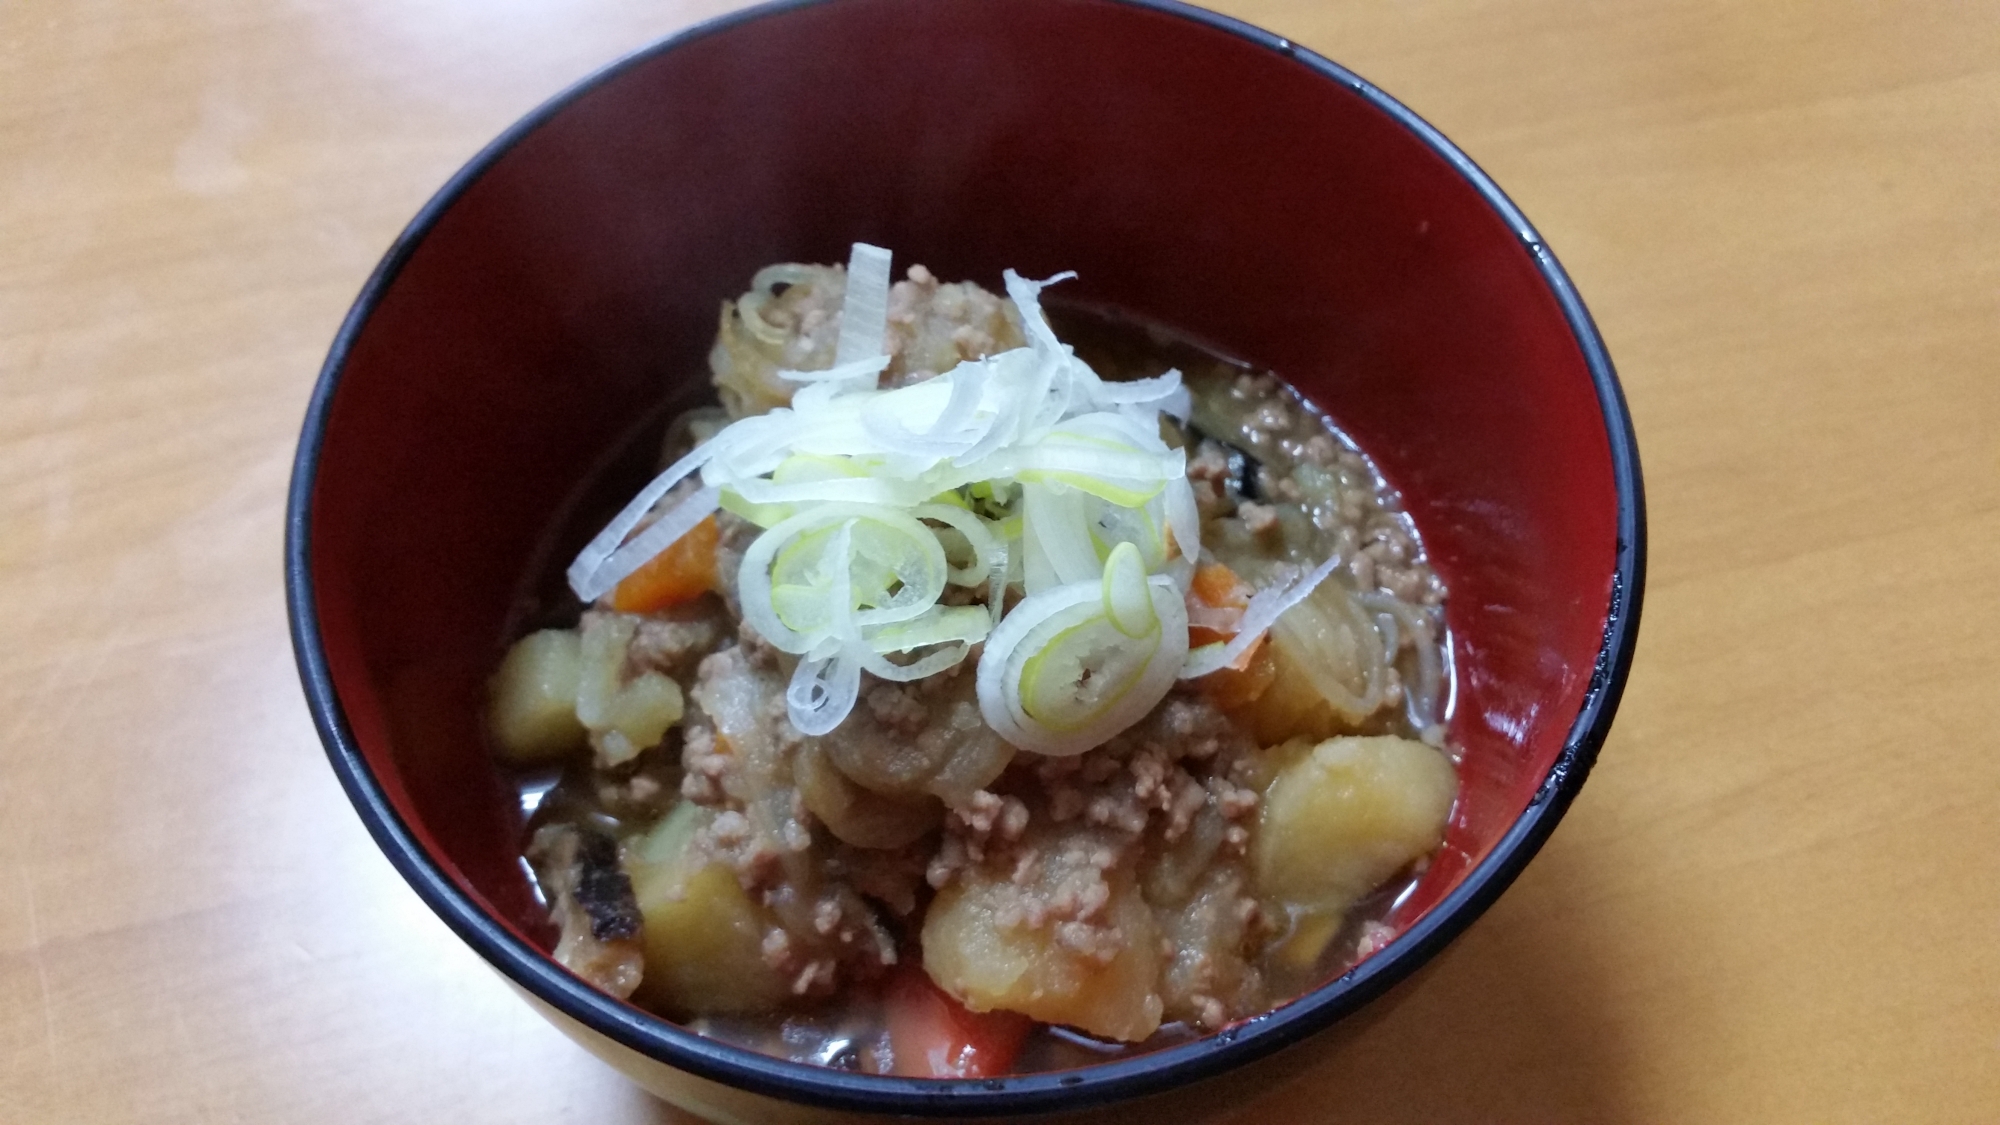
[1190,562,1253,610]
[884,963,1032,1079]
[610,514,720,613]
[1186,563,1277,708]
[1187,564,1253,645]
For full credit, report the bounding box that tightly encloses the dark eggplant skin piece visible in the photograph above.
[530,824,645,997]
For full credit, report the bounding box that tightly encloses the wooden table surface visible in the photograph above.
[4,0,1996,1121]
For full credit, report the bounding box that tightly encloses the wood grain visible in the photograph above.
[2,1,1995,1121]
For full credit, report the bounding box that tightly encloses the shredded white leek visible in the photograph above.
[833,243,893,366]
[567,440,718,603]
[568,242,1313,745]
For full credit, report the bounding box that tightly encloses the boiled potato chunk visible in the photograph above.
[576,614,684,766]
[1265,905,1344,973]
[922,853,1163,1042]
[488,629,588,763]
[622,803,790,1016]
[1253,735,1457,912]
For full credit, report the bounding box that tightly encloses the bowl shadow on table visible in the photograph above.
[610,836,1634,1125]
[1226,837,1636,1125]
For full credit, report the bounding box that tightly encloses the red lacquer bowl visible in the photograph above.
[286,0,1644,1119]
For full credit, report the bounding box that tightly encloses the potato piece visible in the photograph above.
[1265,906,1343,974]
[922,838,1163,1042]
[622,803,790,1016]
[577,613,685,767]
[1253,735,1457,913]
[487,629,587,763]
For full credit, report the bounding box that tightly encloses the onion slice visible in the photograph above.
[1180,552,1344,680]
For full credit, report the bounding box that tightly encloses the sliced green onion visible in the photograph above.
[741,504,942,652]
[786,523,864,734]
[864,604,991,653]
[787,651,859,736]
[1019,607,1147,733]
[913,502,1001,588]
[570,244,1233,738]
[976,551,1188,757]
[718,489,792,529]
[777,355,889,384]
[1101,542,1155,638]
[1087,494,1168,569]
[567,441,718,601]
[1164,473,1200,563]
[1023,482,1100,588]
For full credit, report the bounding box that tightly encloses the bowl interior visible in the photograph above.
[295,0,1629,1100]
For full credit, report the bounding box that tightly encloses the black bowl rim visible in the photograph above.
[284,0,1646,1114]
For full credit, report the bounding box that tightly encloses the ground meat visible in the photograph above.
[709,260,1025,418]
[863,683,931,737]
[1301,433,1338,466]
[911,692,1274,1027]
[1237,501,1279,535]
[678,722,727,805]
[923,788,1031,889]
[624,598,729,680]
[674,644,902,998]
[594,744,680,823]
[883,264,1026,386]
[698,807,788,888]
[1180,358,1444,631]
[954,822,1130,964]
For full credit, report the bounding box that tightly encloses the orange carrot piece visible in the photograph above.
[610,514,720,613]
[884,964,1032,1079]
[1187,563,1276,708]
[1190,562,1253,610]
